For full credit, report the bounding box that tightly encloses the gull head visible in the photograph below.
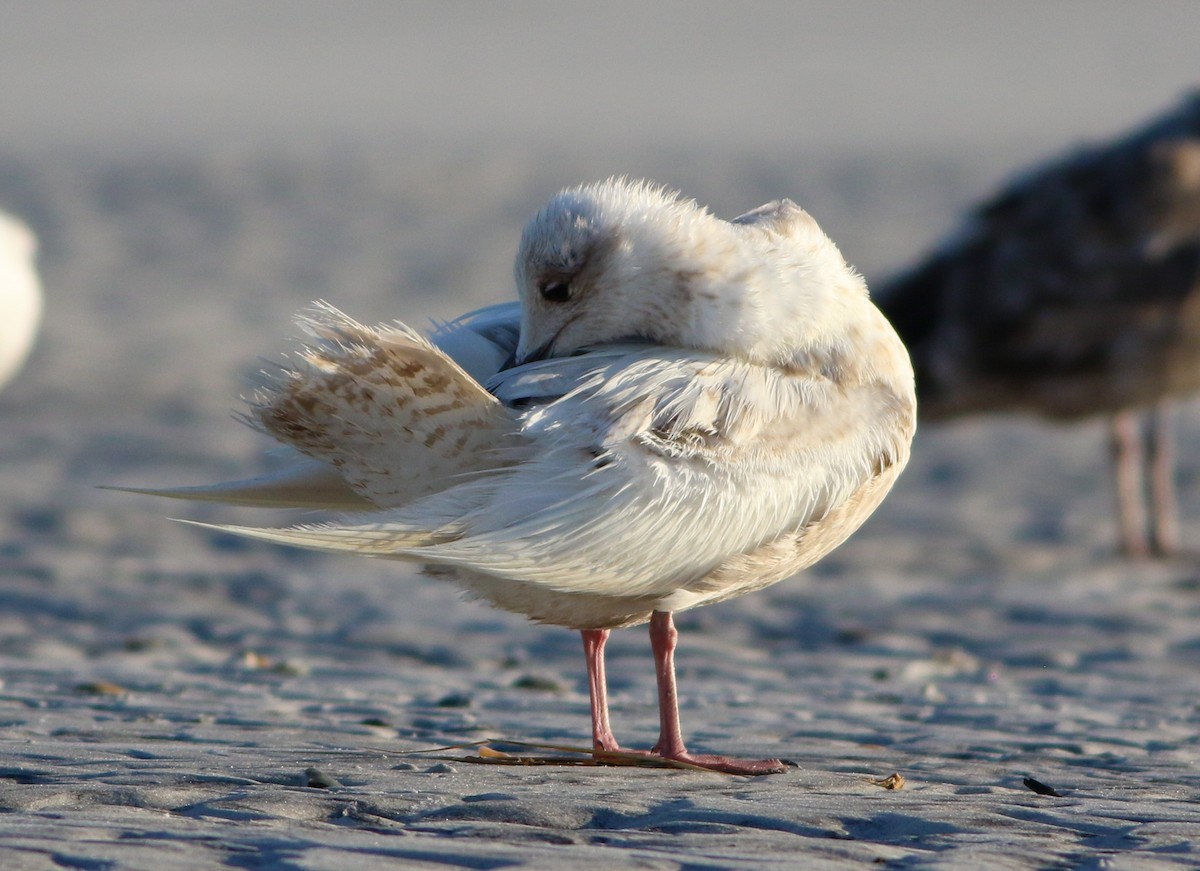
[512,177,867,366]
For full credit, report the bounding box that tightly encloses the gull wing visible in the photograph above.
[220,302,528,511]
[207,341,914,600]
[119,303,525,512]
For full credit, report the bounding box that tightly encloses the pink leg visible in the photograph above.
[646,611,786,775]
[1109,410,1150,558]
[580,629,619,752]
[1146,401,1180,557]
[648,611,686,758]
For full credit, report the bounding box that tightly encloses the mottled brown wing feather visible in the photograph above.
[249,304,525,509]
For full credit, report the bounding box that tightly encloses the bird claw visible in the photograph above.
[662,753,789,776]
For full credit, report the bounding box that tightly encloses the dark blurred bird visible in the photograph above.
[879,94,1200,558]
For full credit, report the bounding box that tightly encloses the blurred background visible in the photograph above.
[2,0,1199,579]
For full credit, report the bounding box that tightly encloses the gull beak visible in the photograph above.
[511,339,554,368]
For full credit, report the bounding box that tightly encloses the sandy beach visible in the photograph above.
[2,4,1200,868]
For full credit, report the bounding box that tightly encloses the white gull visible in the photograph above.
[0,211,41,391]
[136,178,917,774]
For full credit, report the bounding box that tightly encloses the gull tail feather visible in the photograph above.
[105,461,374,510]
[177,518,445,556]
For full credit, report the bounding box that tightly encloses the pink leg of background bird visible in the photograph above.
[1109,405,1182,559]
[1110,410,1150,557]
[1147,401,1180,557]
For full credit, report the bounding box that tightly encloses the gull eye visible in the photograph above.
[539,280,571,303]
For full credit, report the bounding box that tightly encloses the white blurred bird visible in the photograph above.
[134,179,916,774]
[0,211,41,391]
